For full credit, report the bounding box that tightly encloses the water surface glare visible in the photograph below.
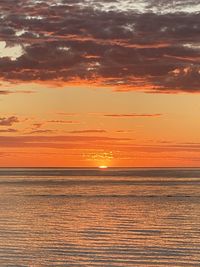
[0,168,200,266]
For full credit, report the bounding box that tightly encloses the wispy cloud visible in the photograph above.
[0,135,130,149]
[116,130,135,133]
[69,129,107,134]
[1,135,200,156]
[32,123,43,129]
[56,112,79,116]
[47,120,80,124]
[0,116,19,126]
[0,128,18,133]
[27,129,55,135]
[0,90,35,95]
[103,113,162,118]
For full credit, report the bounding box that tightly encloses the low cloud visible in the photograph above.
[0,90,35,95]
[47,120,80,124]
[32,123,43,129]
[69,129,107,134]
[0,128,18,133]
[0,90,14,95]
[1,135,200,156]
[56,112,78,116]
[103,113,162,118]
[0,135,130,149]
[28,129,55,134]
[0,116,19,126]
[116,130,135,133]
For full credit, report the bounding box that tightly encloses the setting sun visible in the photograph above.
[98,165,108,169]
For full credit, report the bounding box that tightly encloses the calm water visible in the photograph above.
[0,168,200,266]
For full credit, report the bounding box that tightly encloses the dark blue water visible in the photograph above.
[0,168,200,266]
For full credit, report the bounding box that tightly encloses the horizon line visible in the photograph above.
[0,166,200,169]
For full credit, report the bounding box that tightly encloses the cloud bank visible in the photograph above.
[0,0,199,93]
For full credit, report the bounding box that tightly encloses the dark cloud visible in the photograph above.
[0,0,199,92]
[0,116,19,126]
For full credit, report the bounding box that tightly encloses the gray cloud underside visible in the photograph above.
[0,0,199,92]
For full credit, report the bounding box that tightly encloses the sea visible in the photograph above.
[0,168,199,266]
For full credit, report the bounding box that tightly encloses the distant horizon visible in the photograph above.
[1,166,200,169]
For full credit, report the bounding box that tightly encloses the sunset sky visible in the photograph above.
[0,0,200,167]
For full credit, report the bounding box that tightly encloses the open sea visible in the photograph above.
[0,168,200,266]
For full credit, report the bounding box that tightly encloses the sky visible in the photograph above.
[0,0,200,167]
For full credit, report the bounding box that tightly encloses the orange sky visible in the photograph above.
[0,0,200,167]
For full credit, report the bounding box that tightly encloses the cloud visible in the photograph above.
[69,129,107,134]
[47,120,80,124]
[0,0,199,92]
[146,0,200,12]
[116,130,135,133]
[0,135,130,149]
[103,113,162,118]
[0,151,9,158]
[56,112,78,116]
[0,128,18,133]
[0,90,35,95]
[1,135,200,156]
[0,116,19,126]
[28,129,55,134]
[0,90,13,95]
[32,123,43,129]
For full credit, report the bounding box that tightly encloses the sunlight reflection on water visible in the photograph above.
[0,168,199,266]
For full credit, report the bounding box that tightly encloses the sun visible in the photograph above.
[98,165,108,169]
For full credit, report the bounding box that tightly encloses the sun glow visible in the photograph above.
[98,165,108,169]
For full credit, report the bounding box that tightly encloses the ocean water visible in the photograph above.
[0,168,200,266]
